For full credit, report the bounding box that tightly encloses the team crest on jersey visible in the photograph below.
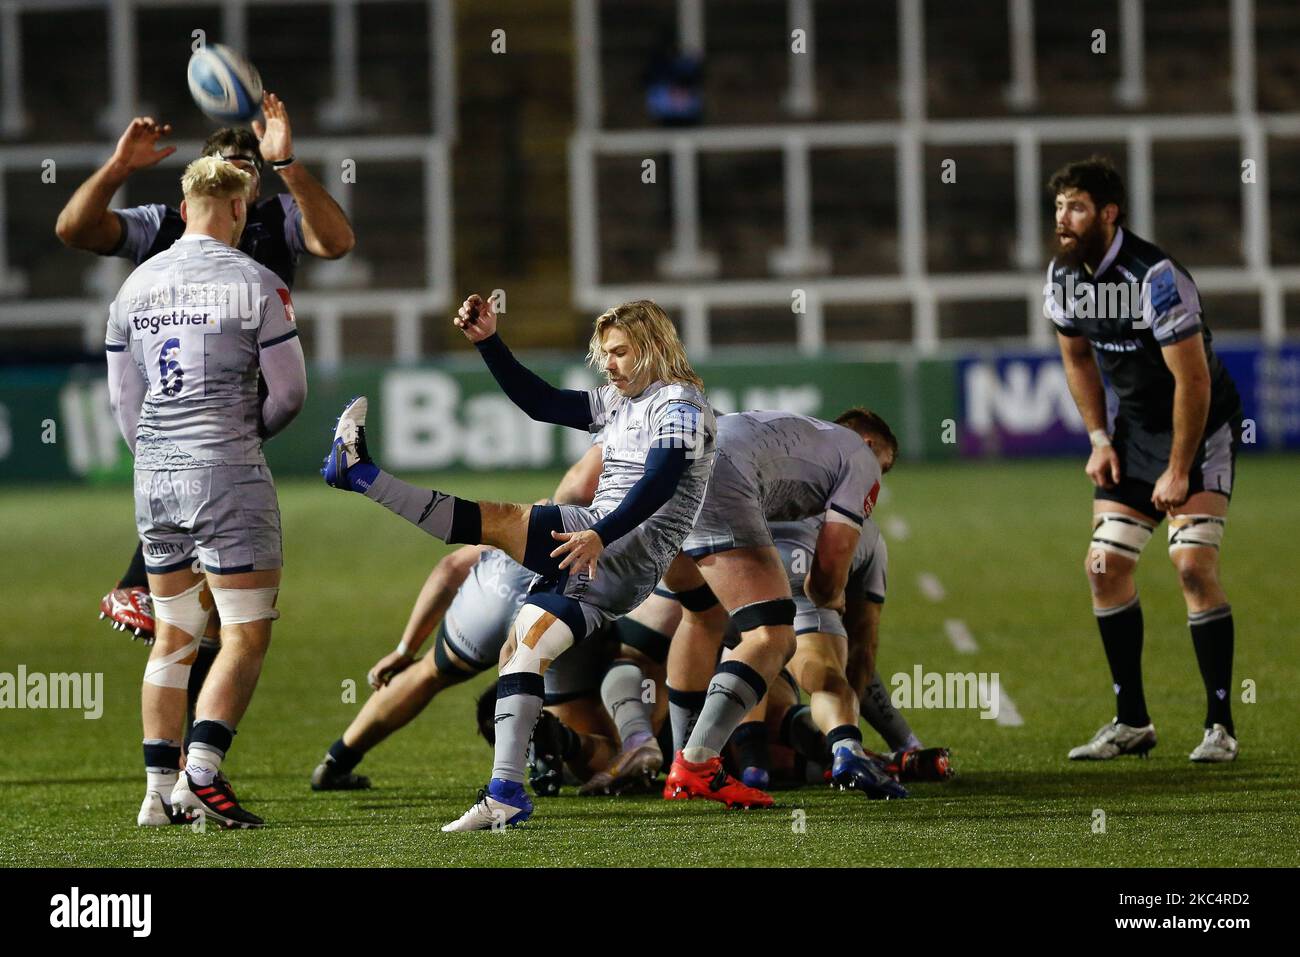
[276,287,296,324]
[864,481,881,517]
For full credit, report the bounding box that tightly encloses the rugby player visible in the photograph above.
[660,407,901,805]
[771,514,951,786]
[107,156,306,828]
[58,95,353,651]
[1047,156,1244,762]
[323,296,718,829]
[310,446,606,791]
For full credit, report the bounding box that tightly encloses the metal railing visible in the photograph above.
[570,0,1296,355]
[0,0,456,366]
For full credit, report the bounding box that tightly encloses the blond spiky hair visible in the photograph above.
[180,155,252,201]
[587,299,704,392]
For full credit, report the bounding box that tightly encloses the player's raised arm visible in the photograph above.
[253,92,355,260]
[454,294,594,429]
[56,117,176,253]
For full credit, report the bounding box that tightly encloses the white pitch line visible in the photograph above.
[995,685,1025,727]
[944,618,978,653]
[884,515,910,540]
[917,572,946,602]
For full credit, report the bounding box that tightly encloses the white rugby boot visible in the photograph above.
[442,780,533,832]
[1189,724,1238,763]
[1067,718,1157,760]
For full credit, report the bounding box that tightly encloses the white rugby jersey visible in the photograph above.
[586,379,716,549]
[718,411,882,528]
[105,235,297,469]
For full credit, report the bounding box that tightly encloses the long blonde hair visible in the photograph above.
[587,300,704,391]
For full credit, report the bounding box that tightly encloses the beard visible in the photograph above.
[1055,221,1109,270]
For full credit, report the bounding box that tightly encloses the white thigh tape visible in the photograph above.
[210,586,280,624]
[500,604,575,676]
[151,579,213,638]
[1090,512,1155,558]
[144,635,201,688]
[1168,514,1226,552]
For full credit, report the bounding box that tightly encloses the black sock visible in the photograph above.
[779,703,830,764]
[731,720,769,774]
[556,719,582,762]
[120,543,149,589]
[327,738,365,773]
[1095,596,1149,727]
[1189,605,1234,734]
[184,640,220,751]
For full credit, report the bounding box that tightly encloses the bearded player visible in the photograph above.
[1047,156,1244,762]
[323,296,719,829]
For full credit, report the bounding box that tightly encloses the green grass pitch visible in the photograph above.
[2,458,1297,867]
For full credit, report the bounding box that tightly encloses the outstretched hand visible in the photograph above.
[112,117,176,172]
[549,528,603,580]
[251,92,293,165]
[454,294,498,343]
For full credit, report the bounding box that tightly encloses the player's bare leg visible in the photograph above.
[547,698,619,781]
[663,555,728,752]
[723,651,772,789]
[1168,491,1237,761]
[137,566,206,826]
[175,568,281,828]
[662,546,793,808]
[1069,500,1157,760]
[787,631,907,797]
[323,397,540,568]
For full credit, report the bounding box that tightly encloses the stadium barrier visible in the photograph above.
[2,343,1296,484]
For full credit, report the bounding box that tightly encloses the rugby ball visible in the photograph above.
[187,44,263,123]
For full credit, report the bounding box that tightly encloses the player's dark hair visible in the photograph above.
[1048,155,1126,225]
[835,407,899,459]
[201,128,264,172]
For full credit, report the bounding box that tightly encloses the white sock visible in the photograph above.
[147,769,178,803]
[185,743,223,787]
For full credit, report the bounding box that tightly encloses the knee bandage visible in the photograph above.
[144,634,201,688]
[1090,512,1155,558]
[500,603,575,676]
[731,597,797,632]
[209,586,280,624]
[1168,514,1226,553]
[151,580,213,638]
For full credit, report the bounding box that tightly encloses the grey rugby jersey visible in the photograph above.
[105,235,298,469]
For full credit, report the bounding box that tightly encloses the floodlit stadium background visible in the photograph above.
[3,0,1299,477]
[1,0,1299,869]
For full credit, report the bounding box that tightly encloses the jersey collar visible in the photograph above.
[1089,226,1124,277]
